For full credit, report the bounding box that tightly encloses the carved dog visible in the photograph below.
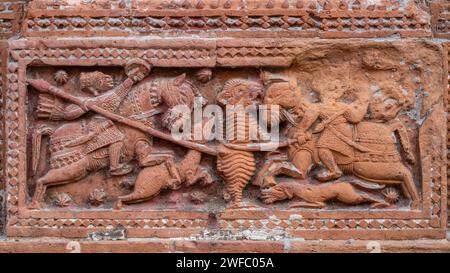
[261,181,389,209]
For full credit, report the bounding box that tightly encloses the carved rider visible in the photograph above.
[35,67,148,176]
[294,79,371,182]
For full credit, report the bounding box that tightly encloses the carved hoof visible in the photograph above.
[113,200,123,210]
[27,202,42,210]
[167,179,182,190]
[410,200,420,210]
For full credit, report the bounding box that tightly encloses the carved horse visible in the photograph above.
[262,74,420,209]
[29,74,212,209]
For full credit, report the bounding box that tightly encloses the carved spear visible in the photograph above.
[27,79,219,156]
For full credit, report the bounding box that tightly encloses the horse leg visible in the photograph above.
[316,148,343,182]
[28,177,48,209]
[28,158,90,209]
[399,167,420,209]
[353,162,420,209]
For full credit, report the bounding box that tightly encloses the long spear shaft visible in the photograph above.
[28,79,218,156]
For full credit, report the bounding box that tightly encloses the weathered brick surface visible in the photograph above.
[0,0,449,252]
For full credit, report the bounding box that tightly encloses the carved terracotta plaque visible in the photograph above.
[0,0,449,251]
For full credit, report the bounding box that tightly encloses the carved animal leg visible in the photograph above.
[28,159,89,209]
[165,158,182,190]
[28,178,47,209]
[400,169,420,209]
[358,193,390,209]
[289,201,326,209]
[353,162,420,209]
[316,148,342,182]
[109,142,133,176]
[114,189,163,210]
[260,189,285,204]
[114,193,158,209]
[255,161,303,188]
[331,183,390,208]
[290,150,313,180]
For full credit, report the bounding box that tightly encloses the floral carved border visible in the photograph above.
[3,38,447,240]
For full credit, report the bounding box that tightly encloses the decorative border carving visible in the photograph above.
[431,2,449,39]
[0,41,6,233]
[0,1,25,39]
[3,38,447,239]
[446,42,449,227]
[23,0,431,38]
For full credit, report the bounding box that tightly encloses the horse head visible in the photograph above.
[261,71,302,110]
[160,73,206,133]
[161,73,204,109]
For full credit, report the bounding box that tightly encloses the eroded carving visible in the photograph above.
[260,71,420,209]
[25,60,423,210]
[8,38,444,241]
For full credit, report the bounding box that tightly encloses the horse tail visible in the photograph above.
[32,124,54,174]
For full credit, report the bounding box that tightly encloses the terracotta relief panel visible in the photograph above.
[2,38,446,240]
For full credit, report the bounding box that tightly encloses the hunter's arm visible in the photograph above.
[62,104,87,120]
[94,77,135,112]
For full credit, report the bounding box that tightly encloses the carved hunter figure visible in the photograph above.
[216,79,269,209]
[262,72,419,209]
[28,62,213,209]
[114,73,214,209]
